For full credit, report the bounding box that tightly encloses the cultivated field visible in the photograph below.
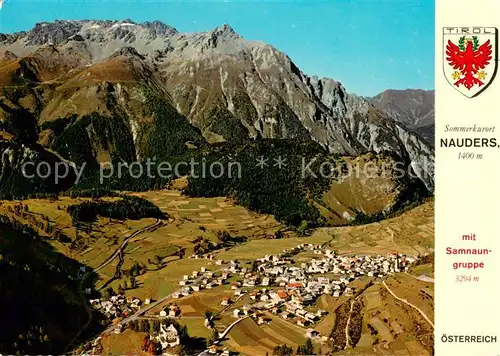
[132,190,281,237]
[348,278,434,356]
[319,200,434,256]
[0,189,282,298]
[215,233,334,261]
[147,287,235,317]
[0,192,434,355]
[99,329,149,356]
[226,316,309,355]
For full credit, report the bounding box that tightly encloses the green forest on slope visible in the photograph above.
[0,215,95,354]
[0,90,429,227]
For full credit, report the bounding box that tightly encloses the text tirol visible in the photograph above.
[443,27,496,34]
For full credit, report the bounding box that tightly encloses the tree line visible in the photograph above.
[272,339,314,355]
[67,196,166,225]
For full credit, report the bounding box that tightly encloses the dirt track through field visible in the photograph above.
[344,299,355,349]
[95,219,162,272]
[382,281,434,328]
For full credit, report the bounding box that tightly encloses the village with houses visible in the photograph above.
[82,243,421,355]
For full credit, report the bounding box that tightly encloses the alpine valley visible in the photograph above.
[0,20,435,356]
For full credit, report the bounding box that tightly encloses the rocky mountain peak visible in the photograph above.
[308,76,349,114]
[211,24,239,39]
[0,19,434,193]
[26,20,82,46]
[142,20,178,37]
[121,18,137,25]
[1,19,181,46]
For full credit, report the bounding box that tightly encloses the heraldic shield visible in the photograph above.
[443,27,498,98]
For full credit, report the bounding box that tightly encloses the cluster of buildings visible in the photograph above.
[228,288,328,327]
[80,238,423,356]
[149,323,180,349]
[171,244,417,331]
[190,253,217,260]
[158,304,181,318]
[89,294,151,320]
[90,243,418,352]
[255,244,416,291]
[172,266,231,299]
[219,244,417,328]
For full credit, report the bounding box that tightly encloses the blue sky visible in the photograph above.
[0,0,434,96]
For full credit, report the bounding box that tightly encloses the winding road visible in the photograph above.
[196,316,250,356]
[95,219,162,273]
[66,219,163,351]
[218,316,250,339]
[382,281,434,328]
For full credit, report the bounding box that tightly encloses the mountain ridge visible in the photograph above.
[0,19,434,198]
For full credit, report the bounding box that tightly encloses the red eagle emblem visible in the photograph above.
[446,36,492,90]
